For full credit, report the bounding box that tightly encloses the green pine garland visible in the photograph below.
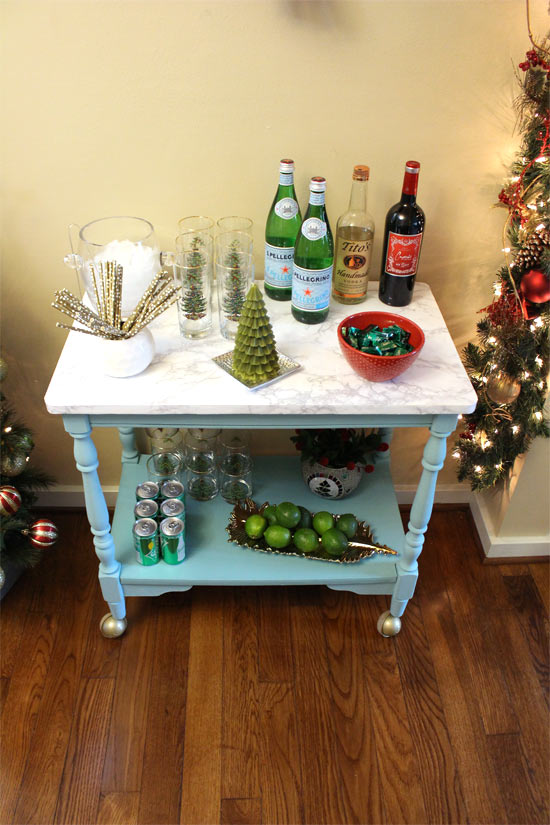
[454,36,550,490]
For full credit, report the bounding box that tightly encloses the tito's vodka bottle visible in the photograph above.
[291,176,334,325]
[378,161,425,307]
[332,165,375,304]
[264,159,302,301]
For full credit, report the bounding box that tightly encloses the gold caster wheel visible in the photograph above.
[100,613,128,638]
[377,609,402,637]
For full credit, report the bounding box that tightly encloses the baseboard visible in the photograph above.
[469,493,550,559]
[36,483,549,561]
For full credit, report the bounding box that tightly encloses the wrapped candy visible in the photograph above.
[341,324,414,356]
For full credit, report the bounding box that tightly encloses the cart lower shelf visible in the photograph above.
[112,455,403,596]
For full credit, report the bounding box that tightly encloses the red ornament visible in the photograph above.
[27,518,58,548]
[377,442,389,452]
[364,464,375,473]
[520,269,550,304]
[346,461,356,471]
[0,485,22,517]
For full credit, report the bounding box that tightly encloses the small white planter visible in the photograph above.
[99,328,154,378]
[301,458,363,500]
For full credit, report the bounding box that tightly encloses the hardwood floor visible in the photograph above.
[0,507,548,825]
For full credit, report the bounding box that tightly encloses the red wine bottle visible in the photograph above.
[378,161,425,306]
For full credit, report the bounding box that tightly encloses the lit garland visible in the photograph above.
[454,24,550,491]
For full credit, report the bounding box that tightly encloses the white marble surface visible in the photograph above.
[45,282,477,416]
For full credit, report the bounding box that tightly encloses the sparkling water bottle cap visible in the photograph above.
[310,176,326,192]
[405,160,420,173]
[353,165,370,181]
[279,158,295,173]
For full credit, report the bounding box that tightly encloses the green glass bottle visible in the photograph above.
[291,176,334,324]
[264,159,302,301]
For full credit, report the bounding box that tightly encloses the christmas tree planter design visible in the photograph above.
[222,240,248,323]
[232,284,280,386]
[180,236,208,321]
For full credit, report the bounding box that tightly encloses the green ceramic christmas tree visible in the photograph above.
[232,284,279,385]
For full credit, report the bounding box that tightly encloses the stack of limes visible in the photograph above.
[244,502,359,558]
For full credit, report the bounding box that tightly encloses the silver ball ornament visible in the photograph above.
[100,613,128,638]
[0,566,5,590]
[377,610,402,637]
[1,452,27,477]
[486,370,521,405]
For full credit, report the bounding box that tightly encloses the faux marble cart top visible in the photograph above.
[45,282,477,417]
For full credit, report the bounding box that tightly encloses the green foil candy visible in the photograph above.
[342,324,413,356]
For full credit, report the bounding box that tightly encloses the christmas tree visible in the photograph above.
[180,236,208,320]
[454,31,550,490]
[222,240,248,322]
[232,283,279,385]
[0,356,57,589]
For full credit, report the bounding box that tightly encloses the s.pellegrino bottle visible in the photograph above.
[291,176,334,324]
[378,160,425,307]
[264,158,302,301]
[332,164,375,304]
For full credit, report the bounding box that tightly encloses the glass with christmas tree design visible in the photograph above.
[217,216,253,238]
[215,231,254,339]
[175,231,213,338]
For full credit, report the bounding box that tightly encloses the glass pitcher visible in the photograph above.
[64,216,162,317]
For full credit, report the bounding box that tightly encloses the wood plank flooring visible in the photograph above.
[0,506,548,825]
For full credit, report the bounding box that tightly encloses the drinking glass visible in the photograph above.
[220,461,253,503]
[146,451,183,483]
[186,466,219,501]
[184,433,217,474]
[145,428,184,462]
[175,231,213,338]
[178,215,215,235]
[218,431,251,476]
[215,232,253,339]
[216,216,253,238]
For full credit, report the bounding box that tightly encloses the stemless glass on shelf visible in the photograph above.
[184,433,217,474]
[146,451,183,484]
[186,466,219,501]
[216,216,253,238]
[145,428,184,462]
[175,230,213,339]
[215,231,254,339]
[218,431,252,502]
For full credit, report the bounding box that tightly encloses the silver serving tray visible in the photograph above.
[212,349,301,390]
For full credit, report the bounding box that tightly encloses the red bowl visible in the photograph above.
[337,311,425,382]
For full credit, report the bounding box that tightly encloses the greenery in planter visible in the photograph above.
[290,428,385,471]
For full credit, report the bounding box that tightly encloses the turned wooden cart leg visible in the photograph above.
[64,414,127,638]
[378,414,457,637]
[118,426,139,463]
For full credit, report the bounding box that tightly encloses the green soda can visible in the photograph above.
[136,481,160,502]
[133,518,160,565]
[159,497,185,519]
[160,479,185,501]
[160,517,185,564]
[134,499,159,520]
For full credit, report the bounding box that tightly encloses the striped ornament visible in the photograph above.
[0,485,22,517]
[28,518,58,548]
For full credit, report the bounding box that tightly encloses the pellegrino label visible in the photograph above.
[301,217,327,241]
[264,243,294,288]
[333,238,372,297]
[274,198,299,220]
[385,231,423,276]
[291,264,333,312]
[279,171,293,185]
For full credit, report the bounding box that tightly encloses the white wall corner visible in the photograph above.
[469,492,550,559]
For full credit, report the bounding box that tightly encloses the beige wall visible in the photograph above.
[1,0,547,499]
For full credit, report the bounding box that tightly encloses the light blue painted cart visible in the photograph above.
[45,284,477,638]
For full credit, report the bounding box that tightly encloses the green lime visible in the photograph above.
[321,527,349,556]
[245,514,267,539]
[298,506,312,529]
[312,511,335,536]
[264,524,292,549]
[293,527,319,554]
[275,501,301,529]
[263,505,279,525]
[337,513,358,540]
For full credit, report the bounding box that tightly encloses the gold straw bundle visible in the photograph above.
[53,263,180,340]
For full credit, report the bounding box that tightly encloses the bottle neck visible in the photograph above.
[307,190,326,213]
[401,168,419,203]
[279,170,294,187]
[348,178,368,212]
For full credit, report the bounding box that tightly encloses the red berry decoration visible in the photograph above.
[27,518,58,548]
[0,485,22,517]
[319,457,329,466]
[364,464,375,473]
[520,269,550,304]
[346,461,356,471]
[377,442,389,452]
